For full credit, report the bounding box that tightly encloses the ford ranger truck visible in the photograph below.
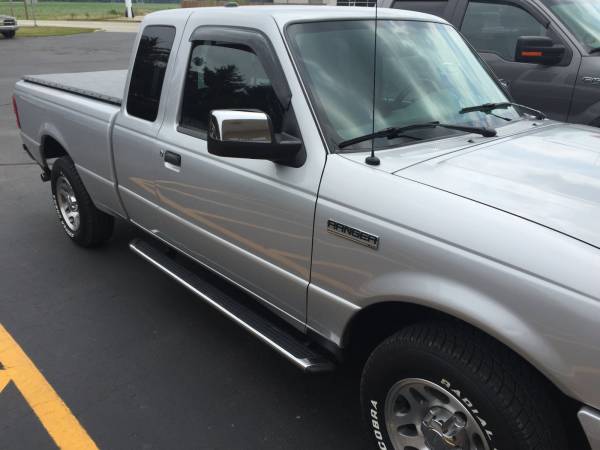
[12,6,600,450]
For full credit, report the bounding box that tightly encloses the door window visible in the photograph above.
[461,1,547,60]
[127,25,176,122]
[179,41,284,137]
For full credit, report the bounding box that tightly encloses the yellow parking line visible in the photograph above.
[0,323,99,450]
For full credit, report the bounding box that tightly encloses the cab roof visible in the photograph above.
[149,5,448,27]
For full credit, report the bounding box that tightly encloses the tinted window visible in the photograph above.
[127,25,176,122]
[393,0,448,17]
[180,41,283,136]
[461,1,546,60]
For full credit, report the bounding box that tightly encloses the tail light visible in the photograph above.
[12,95,21,129]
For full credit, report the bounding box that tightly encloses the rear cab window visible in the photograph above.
[127,25,176,122]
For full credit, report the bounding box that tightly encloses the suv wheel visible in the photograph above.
[51,156,114,247]
[360,321,567,450]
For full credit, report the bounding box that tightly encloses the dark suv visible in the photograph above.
[380,0,600,125]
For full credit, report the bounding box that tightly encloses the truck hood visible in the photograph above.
[397,122,600,249]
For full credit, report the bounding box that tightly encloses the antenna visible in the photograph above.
[365,0,381,166]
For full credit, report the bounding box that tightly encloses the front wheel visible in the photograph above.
[51,156,114,247]
[3,31,15,39]
[360,322,567,450]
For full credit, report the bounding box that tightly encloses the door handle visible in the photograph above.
[163,150,181,167]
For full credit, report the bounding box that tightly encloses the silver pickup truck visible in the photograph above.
[12,6,600,450]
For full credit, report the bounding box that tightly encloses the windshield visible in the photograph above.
[286,20,519,152]
[541,0,600,51]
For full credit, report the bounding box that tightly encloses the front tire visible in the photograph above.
[3,31,15,39]
[51,156,114,247]
[360,321,567,450]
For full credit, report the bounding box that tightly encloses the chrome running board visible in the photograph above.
[130,239,335,373]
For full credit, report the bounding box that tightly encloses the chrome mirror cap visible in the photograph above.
[208,109,273,144]
[206,109,304,167]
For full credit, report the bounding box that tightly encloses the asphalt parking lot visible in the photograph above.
[0,32,367,450]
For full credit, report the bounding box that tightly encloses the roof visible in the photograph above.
[147,5,448,26]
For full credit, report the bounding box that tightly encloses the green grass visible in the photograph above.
[12,25,96,36]
[0,2,178,20]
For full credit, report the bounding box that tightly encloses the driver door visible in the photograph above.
[153,24,326,326]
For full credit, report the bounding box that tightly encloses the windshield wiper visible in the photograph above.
[588,47,600,54]
[338,121,497,149]
[460,102,546,120]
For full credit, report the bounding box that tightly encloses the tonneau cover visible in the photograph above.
[23,70,127,106]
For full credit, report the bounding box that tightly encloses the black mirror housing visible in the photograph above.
[515,36,566,65]
[208,134,303,163]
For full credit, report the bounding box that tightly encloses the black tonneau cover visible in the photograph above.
[23,70,127,106]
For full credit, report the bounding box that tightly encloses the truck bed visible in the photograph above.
[23,70,127,106]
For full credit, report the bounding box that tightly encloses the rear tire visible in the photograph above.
[51,156,114,247]
[360,321,568,450]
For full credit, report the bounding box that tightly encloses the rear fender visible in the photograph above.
[39,124,69,163]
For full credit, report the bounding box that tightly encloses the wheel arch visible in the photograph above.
[39,125,69,163]
[343,295,558,391]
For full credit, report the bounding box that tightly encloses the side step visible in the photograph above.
[129,239,335,373]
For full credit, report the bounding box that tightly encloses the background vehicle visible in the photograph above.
[11,6,600,450]
[380,0,600,126]
[0,15,18,39]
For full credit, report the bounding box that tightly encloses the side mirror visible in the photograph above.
[207,110,302,165]
[515,36,565,65]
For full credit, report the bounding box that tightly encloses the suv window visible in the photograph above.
[461,1,547,60]
[179,41,284,137]
[392,0,449,17]
[127,25,176,122]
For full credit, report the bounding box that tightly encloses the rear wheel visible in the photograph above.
[360,321,568,450]
[51,156,114,247]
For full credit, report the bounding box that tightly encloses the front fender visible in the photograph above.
[361,270,560,365]
[362,270,563,375]
[310,265,599,408]
[309,155,600,409]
